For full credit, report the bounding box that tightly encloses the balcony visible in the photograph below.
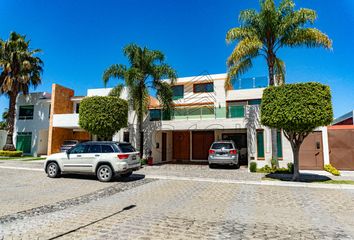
[149,105,259,121]
[232,76,268,90]
[52,114,79,128]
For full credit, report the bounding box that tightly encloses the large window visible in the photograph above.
[149,109,162,121]
[75,103,80,114]
[256,130,265,158]
[172,85,184,100]
[123,132,130,142]
[19,105,34,120]
[193,83,214,93]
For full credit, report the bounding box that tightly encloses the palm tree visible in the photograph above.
[226,0,332,163]
[0,32,43,151]
[103,43,177,157]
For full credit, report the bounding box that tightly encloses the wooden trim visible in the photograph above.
[328,125,354,130]
[257,157,265,160]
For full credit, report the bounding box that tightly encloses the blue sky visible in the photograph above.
[0,0,353,118]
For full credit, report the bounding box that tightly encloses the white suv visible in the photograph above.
[44,141,141,182]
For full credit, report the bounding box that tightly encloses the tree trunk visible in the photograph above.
[138,89,144,158]
[292,146,300,181]
[268,58,278,165]
[3,92,17,151]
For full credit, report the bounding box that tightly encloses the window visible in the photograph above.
[75,103,80,114]
[123,132,130,142]
[248,99,262,105]
[193,83,213,93]
[19,105,34,120]
[172,85,184,100]
[48,104,51,119]
[70,145,87,154]
[101,145,114,153]
[257,130,265,158]
[149,109,162,121]
[87,144,101,153]
[211,143,233,150]
[118,143,136,153]
[277,130,283,158]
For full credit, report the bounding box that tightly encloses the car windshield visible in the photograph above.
[211,143,233,150]
[118,143,136,153]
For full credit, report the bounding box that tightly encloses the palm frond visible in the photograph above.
[226,58,253,89]
[274,57,286,85]
[282,28,332,49]
[102,64,126,86]
[108,84,124,97]
[227,37,262,66]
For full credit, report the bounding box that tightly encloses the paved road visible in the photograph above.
[1,163,354,239]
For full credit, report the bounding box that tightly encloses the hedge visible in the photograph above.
[0,150,23,157]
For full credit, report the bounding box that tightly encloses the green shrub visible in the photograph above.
[324,164,340,176]
[287,162,294,173]
[0,150,23,157]
[140,158,147,165]
[79,96,128,138]
[271,158,277,168]
[249,162,257,172]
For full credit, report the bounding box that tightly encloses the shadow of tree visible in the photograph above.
[265,173,331,182]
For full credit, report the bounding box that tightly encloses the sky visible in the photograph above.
[0,0,353,118]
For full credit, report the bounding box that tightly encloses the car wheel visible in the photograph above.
[121,171,133,178]
[47,162,60,178]
[235,161,240,169]
[97,165,113,182]
[209,164,214,169]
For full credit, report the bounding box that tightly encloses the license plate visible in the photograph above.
[132,155,136,160]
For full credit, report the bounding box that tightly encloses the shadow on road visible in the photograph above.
[60,173,146,182]
[265,173,331,182]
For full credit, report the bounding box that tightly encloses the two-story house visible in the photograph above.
[145,73,293,168]
[14,73,296,169]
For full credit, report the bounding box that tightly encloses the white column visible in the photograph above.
[321,126,330,165]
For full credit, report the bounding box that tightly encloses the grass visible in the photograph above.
[262,177,354,185]
[0,156,45,161]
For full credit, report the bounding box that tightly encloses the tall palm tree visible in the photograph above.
[226,0,332,163]
[103,44,177,157]
[0,32,43,151]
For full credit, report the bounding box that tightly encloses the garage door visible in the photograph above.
[328,128,354,170]
[16,132,32,154]
[299,132,324,170]
[173,131,190,162]
[192,131,214,160]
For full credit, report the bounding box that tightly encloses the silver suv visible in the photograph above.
[208,140,239,168]
[44,141,141,182]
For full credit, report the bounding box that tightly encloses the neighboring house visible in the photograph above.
[332,110,354,126]
[326,110,354,170]
[14,92,51,156]
[0,130,6,149]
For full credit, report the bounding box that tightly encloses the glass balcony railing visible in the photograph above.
[149,105,259,121]
[232,76,268,90]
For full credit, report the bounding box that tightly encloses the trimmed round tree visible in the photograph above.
[261,82,333,181]
[79,96,128,139]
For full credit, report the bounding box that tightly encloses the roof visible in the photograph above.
[332,110,354,125]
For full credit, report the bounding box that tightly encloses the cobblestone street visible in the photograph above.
[1,162,354,239]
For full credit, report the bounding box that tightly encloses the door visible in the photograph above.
[63,144,93,172]
[192,131,214,160]
[16,132,32,154]
[173,131,190,162]
[162,133,167,162]
[299,132,324,170]
[328,128,354,170]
